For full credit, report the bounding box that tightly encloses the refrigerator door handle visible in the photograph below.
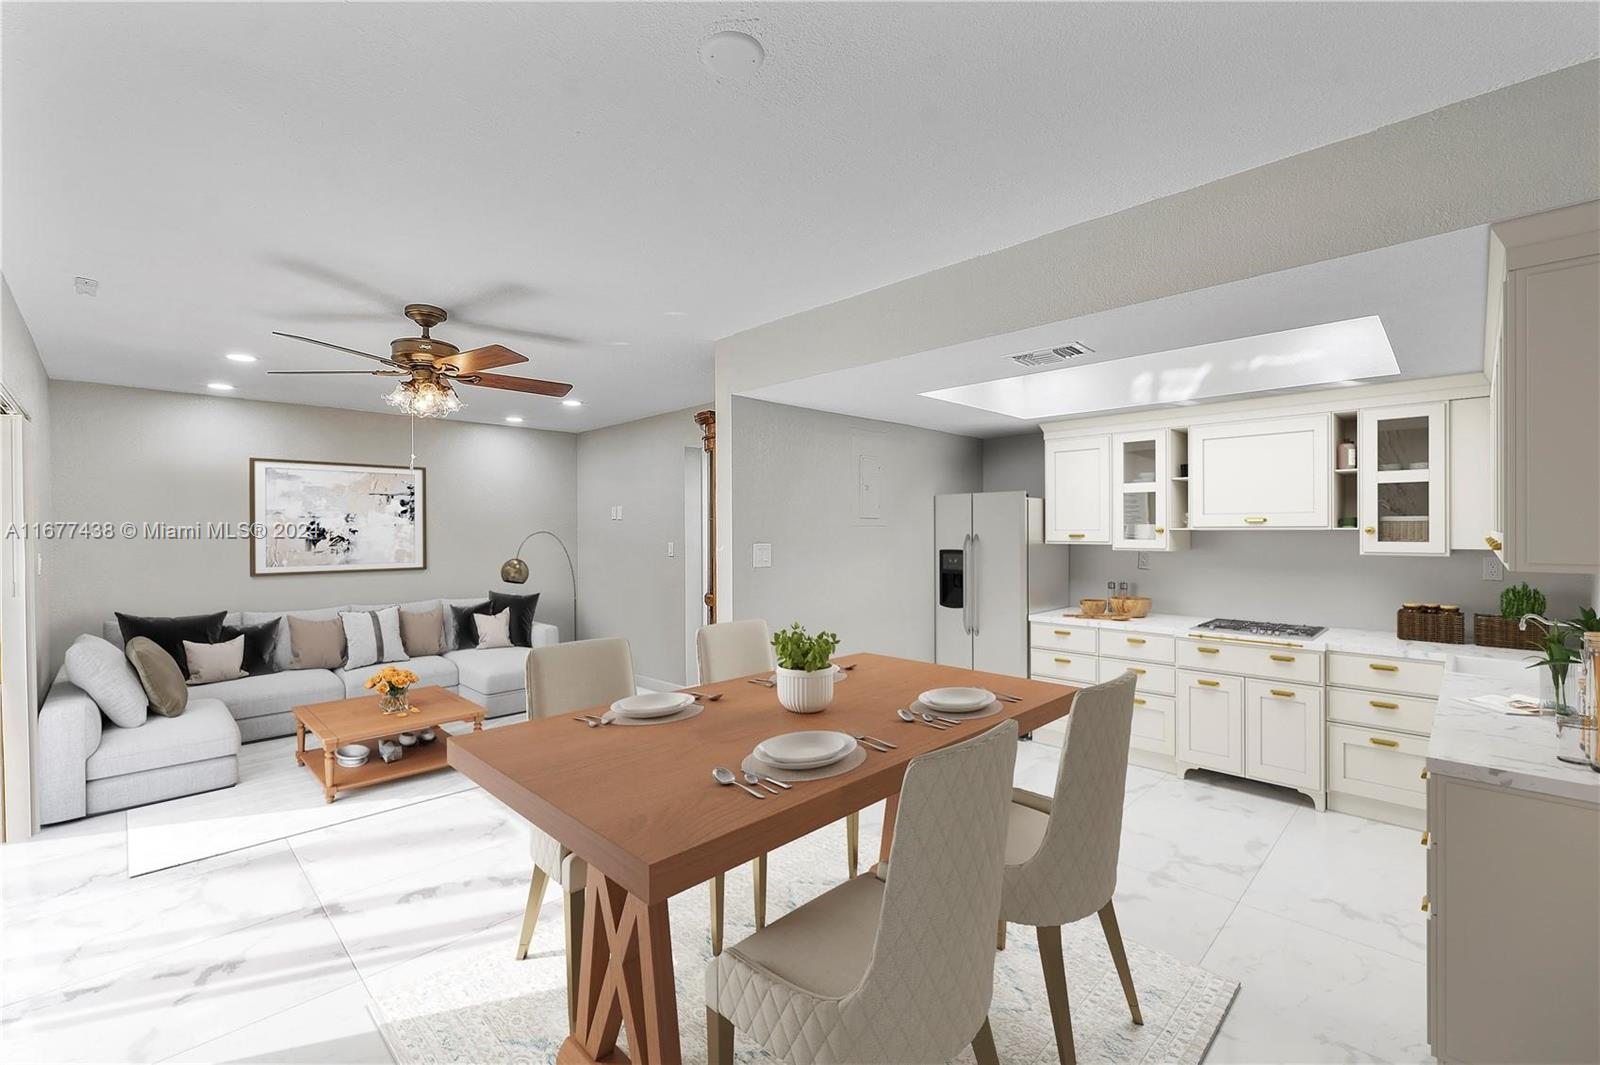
[962,533,973,635]
[969,532,979,637]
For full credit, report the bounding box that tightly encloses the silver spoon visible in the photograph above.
[743,771,782,794]
[713,766,766,798]
[898,708,949,729]
[922,712,963,729]
[580,714,612,728]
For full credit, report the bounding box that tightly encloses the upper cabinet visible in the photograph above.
[1044,434,1110,544]
[1358,402,1448,555]
[1189,414,1331,529]
[1112,429,1188,552]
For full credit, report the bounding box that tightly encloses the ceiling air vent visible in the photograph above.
[1009,342,1093,368]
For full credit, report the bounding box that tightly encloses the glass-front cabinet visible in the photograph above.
[1112,429,1188,552]
[1359,402,1448,555]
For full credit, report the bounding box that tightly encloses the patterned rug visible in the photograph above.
[372,825,1238,1064]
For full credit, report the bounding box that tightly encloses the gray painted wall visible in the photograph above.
[979,434,1597,630]
[47,381,578,669]
[732,397,981,662]
[574,405,706,686]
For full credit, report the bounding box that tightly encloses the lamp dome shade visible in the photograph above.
[500,558,529,584]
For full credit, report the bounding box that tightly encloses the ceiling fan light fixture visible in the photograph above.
[385,378,463,419]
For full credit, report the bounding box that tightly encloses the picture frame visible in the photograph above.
[249,458,426,576]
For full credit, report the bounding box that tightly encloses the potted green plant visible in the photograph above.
[771,622,841,714]
[1475,582,1548,649]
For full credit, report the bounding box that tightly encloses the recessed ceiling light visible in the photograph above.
[663,310,688,318]
[698,29,765,80]
[504,415,524,424]
[606,340,631,347]
[206,382,235,392]
[562,399,583,408]
[225,352,257,363]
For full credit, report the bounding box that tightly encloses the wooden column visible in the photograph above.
[694,409,717,624]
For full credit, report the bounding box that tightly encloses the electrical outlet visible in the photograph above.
[1482,554,1504,581]
[1136,552,1150,571]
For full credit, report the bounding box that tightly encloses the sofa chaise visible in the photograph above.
[37,596,558,825]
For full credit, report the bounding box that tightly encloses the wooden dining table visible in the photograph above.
[448,651,1078,1064]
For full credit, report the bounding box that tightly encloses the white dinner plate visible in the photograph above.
[609,692,696,719]
[755,730,857,769]
[919,687,995,713]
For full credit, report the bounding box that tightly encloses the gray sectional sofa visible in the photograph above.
[37,596,557,824]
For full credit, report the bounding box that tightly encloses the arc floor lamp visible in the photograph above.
[500,530,577,640]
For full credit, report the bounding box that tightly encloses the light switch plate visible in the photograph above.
[1136,552,1150,570]
[667,541,675,558]
[753,542,772,568]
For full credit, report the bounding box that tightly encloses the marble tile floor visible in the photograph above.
[0,735,1432,1064]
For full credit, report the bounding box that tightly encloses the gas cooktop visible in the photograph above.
[1193,618,1326,640]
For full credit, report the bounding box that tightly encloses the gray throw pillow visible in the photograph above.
[474,609,513,649]
[399,605,445,657]
[183,635,248,685]
[125,637,189,718]
[288,614,347,670]
[64,634,149,729]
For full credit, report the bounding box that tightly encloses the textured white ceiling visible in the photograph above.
[3,3,1593,431]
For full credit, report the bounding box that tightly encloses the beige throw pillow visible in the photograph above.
[288,614,347,670]
[183,635,248,685]
[125,636,189,718]
[474,609,513,649]
[399,605,445,657]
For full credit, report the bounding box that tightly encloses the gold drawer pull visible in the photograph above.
[1485,534,1503,551]
[1154,526,1165,534]
[1053,629,1072,637]
[1244,516,1268,525]
[1197,646,1220,655]
[1420,895,1430,913]
[1270,688,1295,698]
[1420,831,1429,846]
[1369,736,1400,748]
[1420,767,1429,780]
[1370,700,1400,710]
[1133,697,1146,706]
[1196,679,1221,688]
[1053,657,1072,665]
[1131,667,1147,675]
[1126,637,1147,645]
[1369,663,1400,673]
[1364,526,1376,535]
[1270,654,1296,663]
[1068,533,1086,540]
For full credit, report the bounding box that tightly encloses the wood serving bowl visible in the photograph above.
[1079,598,1108,616]
[1111,596,1153,618]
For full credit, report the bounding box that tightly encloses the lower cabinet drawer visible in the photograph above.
[1030,648,1098,684]
[1177,639,1323,684]
[1099,656,1176,695]
[1327,723,1428,809]
[1029,623,1098,654]
[1101,631,1175,664]
[1327,652,1443,698]
[1328,685,1436,735]
[1129,692,1176,757]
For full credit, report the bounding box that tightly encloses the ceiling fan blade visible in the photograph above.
[267,256,395,309]
[457,372,573,397]
[442,344,528,375]
[267,369,406,376]
[271,332,403,368]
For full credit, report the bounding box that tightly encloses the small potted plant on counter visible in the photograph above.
[1474,582,1548,650]
[772,622,841,714]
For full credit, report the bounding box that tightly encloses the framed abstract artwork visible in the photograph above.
[249,459,426,575]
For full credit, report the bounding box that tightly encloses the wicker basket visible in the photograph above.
[1474,614,1544,650]
[1398,606,1464,644]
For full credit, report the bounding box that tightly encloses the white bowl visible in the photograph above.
[335,744,370,762]
[397,731,418,747]
[609,692,695,719]
[919,687,995,713]
[755,730,856,769]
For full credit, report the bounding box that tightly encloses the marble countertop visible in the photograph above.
[1025,609,1539,663]
[1426,670,1599,806]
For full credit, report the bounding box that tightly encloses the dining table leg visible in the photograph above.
[878,794,899,864]
[559,870,682,1065]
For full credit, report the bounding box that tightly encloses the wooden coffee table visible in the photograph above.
[293,686,486,803]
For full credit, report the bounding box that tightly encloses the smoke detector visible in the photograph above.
[1008,342,1093,368]
[699,30,765,79]
[74,276,99,297]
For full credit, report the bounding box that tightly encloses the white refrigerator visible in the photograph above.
[935,491,1070,675]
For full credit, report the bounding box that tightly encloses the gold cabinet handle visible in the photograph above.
[1197,678,1221,688]
[1485,534,1503,551]
[1420,895,1430,913]
[1053,656,1072,665]
[1133,697,1146,706]
[1053,629,1072,637]
[1244,516,1268,525]
[1364,526,1376,535]
[1270,654,1296,663]
[1197,646,1220,655]
[1420,830,1429,846]
[1369,663,1400,673]
[1154,526,1165,534]
[1269,688,1295,698]
[1068,533,1086,540]
[1126,637,1147,645]
[1131,667,1147,675]
[1369,736,1400,748]
[1421,767,1429,780]
[1370,700,1400,710]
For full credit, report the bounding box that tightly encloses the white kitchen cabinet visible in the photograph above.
[1189,414,1331,529]
[1358,402,1448,555]
[1175,669,1243,774]
[1111,430,1187,552]
[1244,679,1323,793]
[1044,434,1110,544]
[1129,693,1176,758]
[1447,396,1492,552]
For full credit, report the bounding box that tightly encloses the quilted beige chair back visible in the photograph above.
[1003,671,1136,927]
[696,619,773,684]
[846,720,1018,1061]
[525,637,636,719]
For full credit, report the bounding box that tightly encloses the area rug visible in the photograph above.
[371,826,1238,1064]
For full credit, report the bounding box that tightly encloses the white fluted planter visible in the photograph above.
[775,666,835,714]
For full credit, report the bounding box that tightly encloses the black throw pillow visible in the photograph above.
[116,611,227,679]
[220,620,283,676]
[488,591,541,648]
[450,602,491,650]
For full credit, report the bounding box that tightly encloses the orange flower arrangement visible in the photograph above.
[365,666,419,695]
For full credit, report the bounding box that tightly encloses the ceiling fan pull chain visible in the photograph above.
[409,413,417,470]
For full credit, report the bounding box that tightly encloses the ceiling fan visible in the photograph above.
[269,303,573,418]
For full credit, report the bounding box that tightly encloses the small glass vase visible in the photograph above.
[380,687,410,715]
[1540,665,1573,715]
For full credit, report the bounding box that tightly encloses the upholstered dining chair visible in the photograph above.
[999,670,1141,1064]
[695,620,861,953]
[514,637,639,1027]
[705,720,1019,1065]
